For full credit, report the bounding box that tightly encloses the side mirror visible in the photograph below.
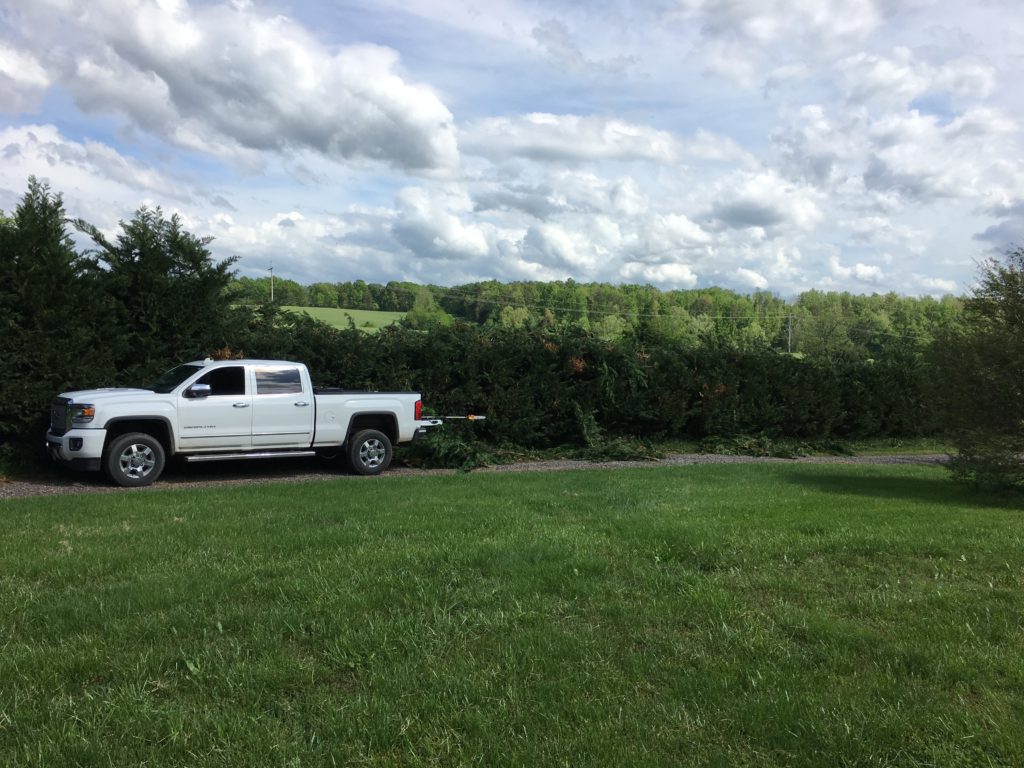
[187,383,212,398]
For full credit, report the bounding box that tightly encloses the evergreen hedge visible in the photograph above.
[242,315,935,448]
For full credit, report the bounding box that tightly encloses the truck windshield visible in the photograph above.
[147,364,203,393]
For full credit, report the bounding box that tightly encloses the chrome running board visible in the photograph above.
[184,450,318,463]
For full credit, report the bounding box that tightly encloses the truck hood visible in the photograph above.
[57,388,157,403]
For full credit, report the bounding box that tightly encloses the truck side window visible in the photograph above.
[256,367,303,395]
[196,366,246,396]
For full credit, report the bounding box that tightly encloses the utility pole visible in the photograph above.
[268,263,275,303]
[787,315,793,354]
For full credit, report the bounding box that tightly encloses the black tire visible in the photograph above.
[347,429,393,476]
[103,432,166,487]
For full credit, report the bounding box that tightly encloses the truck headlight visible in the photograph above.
[71,404,95,423]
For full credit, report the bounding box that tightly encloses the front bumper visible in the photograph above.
[46,428,106,471]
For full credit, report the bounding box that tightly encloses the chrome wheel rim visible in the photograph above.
[358,439,386,468]
[119,443,156,479]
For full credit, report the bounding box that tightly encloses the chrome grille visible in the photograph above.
[50,398,71,435]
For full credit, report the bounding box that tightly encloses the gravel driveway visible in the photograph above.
[0,453,949,501]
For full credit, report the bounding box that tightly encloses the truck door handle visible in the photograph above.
[233,402,250,408]
[295,401,310,407]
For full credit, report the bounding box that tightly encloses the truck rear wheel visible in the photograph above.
[348,429,392,476]
[103,432,166,487]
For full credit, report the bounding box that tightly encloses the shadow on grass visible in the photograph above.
[785,468,1024,511]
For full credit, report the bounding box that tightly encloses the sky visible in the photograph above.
[2,0,1023,296]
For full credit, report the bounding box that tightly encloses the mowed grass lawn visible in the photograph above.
[1,464,1022,767]
[282,306,405,331]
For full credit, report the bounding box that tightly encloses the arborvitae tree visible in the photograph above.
[75,208,240,383]
[931,248,1024,489]
[0,178,112,458]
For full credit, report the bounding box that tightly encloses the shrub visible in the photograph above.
[930,249,1024,489]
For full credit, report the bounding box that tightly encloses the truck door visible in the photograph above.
[251,365,315,448]
[177,365,253,450]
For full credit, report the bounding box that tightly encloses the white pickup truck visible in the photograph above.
[46,359,441,487]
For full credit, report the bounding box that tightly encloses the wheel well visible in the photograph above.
[104,419,173,455]
[347,414,398,443]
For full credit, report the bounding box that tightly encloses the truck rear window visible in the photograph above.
[256,367,302,395]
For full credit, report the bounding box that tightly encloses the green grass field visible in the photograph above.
[283,306,405,331]
[2,464,1022,766]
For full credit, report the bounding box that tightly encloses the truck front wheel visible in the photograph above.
[104,432,166,487]
[348,429,392,476]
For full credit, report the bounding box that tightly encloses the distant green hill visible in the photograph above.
[282,306,405,332]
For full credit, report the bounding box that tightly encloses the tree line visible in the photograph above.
[2,178,1020,487]
[232,275,965,360]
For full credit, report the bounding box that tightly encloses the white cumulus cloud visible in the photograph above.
[840,47,996,108]
[829,254,885,283]
[461,113,678,164]
[735,267,769,289]
[0,44,50,112]
[0,124,187,213]
[6,0,459,172]
[866,108,1020,201]
[393,186,491,261]
[708,171,823,235]
[670,0,901,86]
[620,261,699,289]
